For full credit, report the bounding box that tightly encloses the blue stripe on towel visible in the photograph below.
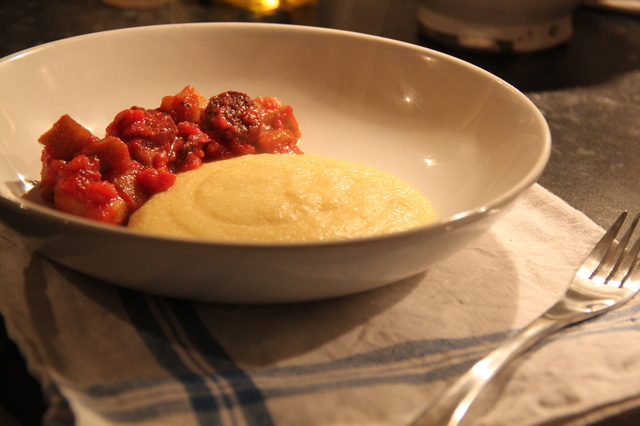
[165,298,274,426]
[248,331,513,379]
[258,357,482,399]
[119,289,223,426]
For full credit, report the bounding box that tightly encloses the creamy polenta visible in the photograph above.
[128,154,436,243]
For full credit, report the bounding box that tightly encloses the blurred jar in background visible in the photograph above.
[417,0,582,53]
[218,0,316,14]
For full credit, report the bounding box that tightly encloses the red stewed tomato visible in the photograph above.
[38,87,302,224]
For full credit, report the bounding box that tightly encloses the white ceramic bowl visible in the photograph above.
[0,23,550,303]
[418,0,583,52]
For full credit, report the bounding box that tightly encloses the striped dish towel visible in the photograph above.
[2,183,640,426]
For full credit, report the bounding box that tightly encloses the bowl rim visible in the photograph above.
[0,22,552,249]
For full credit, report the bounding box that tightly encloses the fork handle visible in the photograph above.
[411,315,568,426]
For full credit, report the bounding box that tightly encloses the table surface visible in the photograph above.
[1,0,640,425]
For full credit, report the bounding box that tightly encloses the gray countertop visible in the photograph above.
[1,0,639,425]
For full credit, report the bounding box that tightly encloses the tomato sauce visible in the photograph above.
[38,87,302,224]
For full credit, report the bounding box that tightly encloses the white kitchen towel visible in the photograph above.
[1,183,640,426]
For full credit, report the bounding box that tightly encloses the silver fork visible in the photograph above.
[412,211,640,426]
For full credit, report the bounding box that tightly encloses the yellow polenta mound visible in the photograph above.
[128,154,436,243]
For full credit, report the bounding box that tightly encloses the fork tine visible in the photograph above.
[579,211,628,280]
[608,213,640,287]
[593,212,640,284]
[621,252,640,291]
